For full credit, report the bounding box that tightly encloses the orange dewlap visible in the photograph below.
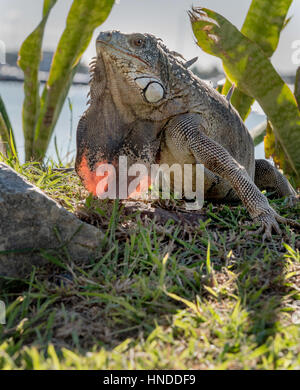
[78,155,152,199]
[77,155,108,196]
[128,175,152,199]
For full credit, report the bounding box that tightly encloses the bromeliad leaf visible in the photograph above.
[190,7,300,185]
[251,120,267,147]
[18,0,57,161]
[241,0,292,57]
[295,67,300,110]
[263,121,296,184]
[221,0,292,120]
[33,0,114,161]
[0,95,16,156]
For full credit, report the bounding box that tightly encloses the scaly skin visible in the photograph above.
[75,30,299,240]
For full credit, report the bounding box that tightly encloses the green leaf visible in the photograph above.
[18,0,57,160]
[295,67,300,110]
[0,95,13,133]
[264,121,293,178]
[241,0,292,57]
[0,95,16,156]
[251,120,267,147]
[190,7,300,184]
[33,0,114,160]
[223,86,253,120]
[221,0,292,120]
[0,113,9,156]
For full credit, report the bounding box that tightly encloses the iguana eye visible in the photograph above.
[130,36,146,48]
[135,39,143,46]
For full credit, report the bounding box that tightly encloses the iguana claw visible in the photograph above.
[285,194,299,208]
[253,209,300,241]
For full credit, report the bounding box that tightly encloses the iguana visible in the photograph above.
[75,30,299,240]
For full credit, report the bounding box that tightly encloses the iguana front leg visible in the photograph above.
[165,113,300,240]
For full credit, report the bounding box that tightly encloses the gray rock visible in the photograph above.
[0,163,103,279]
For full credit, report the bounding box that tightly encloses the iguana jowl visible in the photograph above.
[75,30,299,240]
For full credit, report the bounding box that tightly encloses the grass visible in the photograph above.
[0,156,300,369]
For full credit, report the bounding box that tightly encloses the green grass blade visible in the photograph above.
[18,0,57,161]
[33,0,114,161]
[190,7,300,184]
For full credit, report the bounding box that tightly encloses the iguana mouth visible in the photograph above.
[97,40,151,67]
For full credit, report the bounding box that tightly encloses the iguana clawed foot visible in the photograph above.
[284,194,299,208]
[252,208,300,241]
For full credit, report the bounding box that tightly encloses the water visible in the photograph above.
[0,81,266,164]
[0,81,88,163]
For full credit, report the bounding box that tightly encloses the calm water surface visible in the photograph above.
[0,81,265,164]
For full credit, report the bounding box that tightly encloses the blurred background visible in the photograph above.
[0,0,299,163]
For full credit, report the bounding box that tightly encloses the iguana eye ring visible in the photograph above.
[130,36,146,48]
[134,39,143,46]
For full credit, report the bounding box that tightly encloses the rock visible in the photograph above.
[0,163,103,279]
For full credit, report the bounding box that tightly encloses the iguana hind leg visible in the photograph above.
[165,113,300,240]
[254,159,298,206]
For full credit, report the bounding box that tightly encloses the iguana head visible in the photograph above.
[76,30,195,197]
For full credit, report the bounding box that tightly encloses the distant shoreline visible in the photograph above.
[0,65,89,85]
[0,76,89,86]
[0,51,90,85]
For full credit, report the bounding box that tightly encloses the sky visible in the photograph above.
[0,0,299,74]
